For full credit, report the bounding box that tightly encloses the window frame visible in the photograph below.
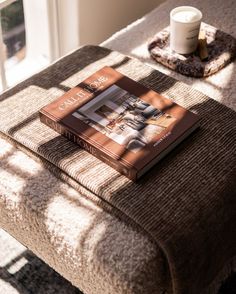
[0,0,80,91]
[0,0,17,91]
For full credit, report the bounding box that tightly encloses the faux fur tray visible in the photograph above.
[148,22,236,78]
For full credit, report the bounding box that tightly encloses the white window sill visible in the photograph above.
[5,55,49,88]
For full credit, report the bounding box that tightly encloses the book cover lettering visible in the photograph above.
[40,66,199,180]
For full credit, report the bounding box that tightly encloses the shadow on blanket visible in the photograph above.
[0,46,235,294]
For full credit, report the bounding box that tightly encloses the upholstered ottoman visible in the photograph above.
[1,0,236,293]
[0,44,236,294]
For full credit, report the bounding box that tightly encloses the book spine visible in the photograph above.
[39,112,137,180]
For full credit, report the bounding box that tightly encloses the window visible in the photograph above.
[0,0,80,92]
[0,0,19,91]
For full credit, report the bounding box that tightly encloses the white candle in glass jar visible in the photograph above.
[170,6,202,54]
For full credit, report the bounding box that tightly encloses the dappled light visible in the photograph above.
[0,137,13,157]
[0,0,235,294]
[45,194,103,249]
[0,38,235,294]
[0,168,24,198]
[7,150,42,176]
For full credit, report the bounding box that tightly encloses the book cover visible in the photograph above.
[39,66,200,180]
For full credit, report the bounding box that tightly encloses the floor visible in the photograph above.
[0,228,82,294]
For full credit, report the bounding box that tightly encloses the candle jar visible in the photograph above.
[170,6,202,54]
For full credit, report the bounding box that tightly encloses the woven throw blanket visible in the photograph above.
[0,45,236,294]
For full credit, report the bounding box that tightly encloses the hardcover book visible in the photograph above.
[39,66,200,180]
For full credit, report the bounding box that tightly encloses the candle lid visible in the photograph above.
[171,6,202,23]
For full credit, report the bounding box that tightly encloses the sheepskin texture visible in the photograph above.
[0,137,168,294]
[0,45,235,294]
[1,228,235,294]
[0,0,236,293]
[102,0,236,112]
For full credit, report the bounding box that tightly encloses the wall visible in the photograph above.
[79,0,165,45]
[22,0,166,61]
[23,0,80,61]
[23,0,50,59]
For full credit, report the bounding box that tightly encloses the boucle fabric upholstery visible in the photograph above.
[0,135,164,294]
[0,45,236,294]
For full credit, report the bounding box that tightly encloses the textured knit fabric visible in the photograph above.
[0,45,236,294]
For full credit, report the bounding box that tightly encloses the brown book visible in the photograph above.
[39,66,200,180]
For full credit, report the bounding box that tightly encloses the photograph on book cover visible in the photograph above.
[72,85,176,153]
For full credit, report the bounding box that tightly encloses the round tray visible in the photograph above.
[148,22,236,78]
